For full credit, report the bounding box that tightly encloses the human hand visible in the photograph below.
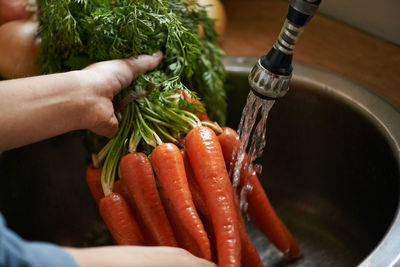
[79,51,163,138]
[64,245,217,267]
[0,52,162,150]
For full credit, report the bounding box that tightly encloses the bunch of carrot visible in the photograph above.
[85,91,300,266]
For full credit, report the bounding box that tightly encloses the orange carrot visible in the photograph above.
[98,192,144,245]
[159,186,203,258]
[181,149,210,218]
[280,219,301,259]
[217,126,299,258]
[247,175,298,257]
[151,143,211,261]
[85,164,104,204]
[185,146,262,266]
[232,193,263,267]
[237,214,263,267]
[186,126,241,266]
[119,152,177,247]
[114,179,134,210]
[114,179,155,246]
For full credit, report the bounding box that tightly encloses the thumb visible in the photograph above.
[127,51,163,75]
[112,51,163,90]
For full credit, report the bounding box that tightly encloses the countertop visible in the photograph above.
[219,0,400,107]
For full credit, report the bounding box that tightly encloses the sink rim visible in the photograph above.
[222,56,400,267]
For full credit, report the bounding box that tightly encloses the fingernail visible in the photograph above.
[152,51,162,58]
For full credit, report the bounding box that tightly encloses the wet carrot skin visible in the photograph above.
[98,193,144,245]
[151,143,211,261]
[186,126,241,267]
[113,179,134,210]
[280,218,301,259]
[85,164,104,204]
[246,173,296,257]
[181,149,210,218]
[159,186,203,258]
[185,145,262,266]
[217,126,298,258]
[114,179,156,246]
[120,152,177,247]
[232,194,263,267]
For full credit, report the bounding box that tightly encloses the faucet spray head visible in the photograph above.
[249,0,321,99]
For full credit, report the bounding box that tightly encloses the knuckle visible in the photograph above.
[90,102,118,137]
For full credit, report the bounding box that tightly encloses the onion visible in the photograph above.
[0,0,37,25]
[198,0,227,38]
[0,18,40,79]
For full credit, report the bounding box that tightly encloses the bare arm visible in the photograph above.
[0,52,162,151]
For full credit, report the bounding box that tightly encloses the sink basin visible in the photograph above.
[223,57,400,267]
[1,56,400,266]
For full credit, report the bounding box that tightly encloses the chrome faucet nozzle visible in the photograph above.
[249,0,321,99]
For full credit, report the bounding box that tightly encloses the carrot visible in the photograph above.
[185,126,241,267]
[151,143,211,261]
[280,219,301,259]
[185,146,262,266]
[85,164,104,204]
[114,179,155,246]
[232,192,263,267]
[159,186,203,258]
[119,152,178,247]
[237,214,263,267]
[217,126,299,258]
[247,174,299,257]
[181,149,210,218]
[176,150,218,262]
[114,179,135,210]
[199,212,218,264]
[98,192,144,245]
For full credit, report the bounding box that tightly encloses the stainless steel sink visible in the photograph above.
[224,57,400,267]
[1,56,399,266]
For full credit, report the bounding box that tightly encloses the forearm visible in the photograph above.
[0,53,163,151]
[0,71,88,150]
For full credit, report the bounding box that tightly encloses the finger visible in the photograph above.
[127,51,163,75]
[112,51,163,92]
[92,114,119,139]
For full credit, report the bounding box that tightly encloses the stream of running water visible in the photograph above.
[230,91,275,211]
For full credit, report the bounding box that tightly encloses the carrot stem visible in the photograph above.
[134,103,158,148]
[201,121,222,135]
[152,123,179,145]
[92,139,113,168]
[101,104,132,195]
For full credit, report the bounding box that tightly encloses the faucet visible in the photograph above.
[248,0,322,99]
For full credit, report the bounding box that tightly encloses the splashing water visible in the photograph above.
[230,91,275,212]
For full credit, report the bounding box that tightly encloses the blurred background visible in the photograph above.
[319,0,400,45]
[206,0,400,108]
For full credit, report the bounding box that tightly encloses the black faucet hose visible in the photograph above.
[260,0,322,76]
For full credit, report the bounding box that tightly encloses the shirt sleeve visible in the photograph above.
[0,213,79,267]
